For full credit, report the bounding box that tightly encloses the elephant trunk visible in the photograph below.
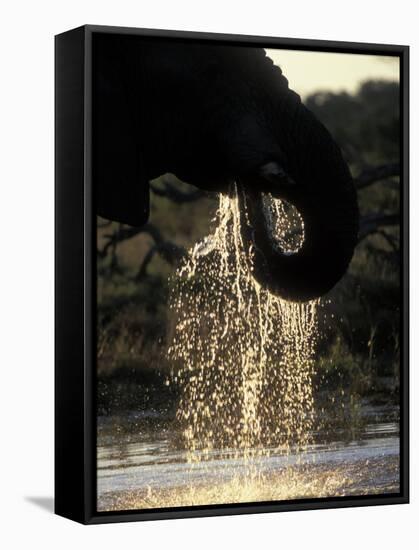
[238,103,359,302]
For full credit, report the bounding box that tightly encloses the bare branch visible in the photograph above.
[354,163,400,190]
[134,241,184,280]
[150,180,206,203]
[98,221,186,277]
[358,212,399,241]
[375,230,399,252]
[99,224,164,258]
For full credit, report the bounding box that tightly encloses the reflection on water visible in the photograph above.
[97,405,400,512]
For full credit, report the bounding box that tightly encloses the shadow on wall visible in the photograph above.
[25,496,54,514]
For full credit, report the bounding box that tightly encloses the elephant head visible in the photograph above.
[94,34,359,302]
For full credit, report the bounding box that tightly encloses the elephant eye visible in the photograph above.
[261,194,304,255]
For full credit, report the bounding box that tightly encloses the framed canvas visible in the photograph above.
[55,25,409,524]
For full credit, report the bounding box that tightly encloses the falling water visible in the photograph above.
[96,185,401,512]
[168,185,319,468]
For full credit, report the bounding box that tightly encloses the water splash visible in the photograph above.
[98,455,400,511]
[168,185,319,469]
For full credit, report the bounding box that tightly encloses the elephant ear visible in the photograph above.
[93,35,149,227]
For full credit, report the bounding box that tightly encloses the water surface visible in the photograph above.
[97,403,400,511]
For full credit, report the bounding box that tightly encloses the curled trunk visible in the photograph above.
[238,105,359,302]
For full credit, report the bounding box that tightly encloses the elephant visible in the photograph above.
[93,34,359,302]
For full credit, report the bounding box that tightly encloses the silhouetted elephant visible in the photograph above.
[93,34,359,302]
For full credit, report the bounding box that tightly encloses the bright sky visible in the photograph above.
[266,49,400,98]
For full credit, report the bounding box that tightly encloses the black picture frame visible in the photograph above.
[55,24,409,524]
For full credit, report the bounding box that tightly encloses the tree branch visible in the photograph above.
[358,212,399,241]
[354,163,400,190]
[375,230,399,252]
[150,180,206,203]
[98,222,186,274]
[99,224,163,258]
[134,241,184,280]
